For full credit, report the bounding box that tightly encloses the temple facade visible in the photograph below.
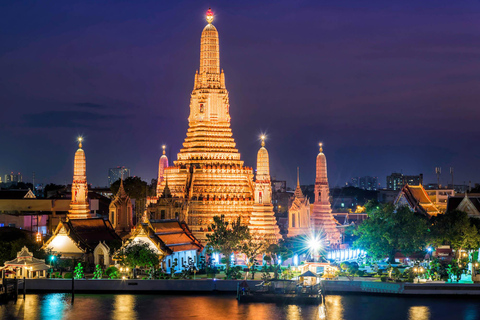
[249,136,281,241]
[155,9,256,241]
[109,178,133,236]
[68,138,92,219]
[288,168,311,237]
[310,143,342,247]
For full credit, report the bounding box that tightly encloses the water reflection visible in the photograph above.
[325,295,344,320]
[41,293,70,320]
[286,304,301,320]
[113,294,137,320]
[409,306,430,320]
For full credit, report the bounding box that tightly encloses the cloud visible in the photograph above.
[23,111,126,128]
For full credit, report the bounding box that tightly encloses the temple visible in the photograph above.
[109,178,133,236]
[288,168,311,237]
[249,136,281,241]
[156,145,169,196]
[310,143,342,247]
[68,137,92,219]
[153,9,256,241]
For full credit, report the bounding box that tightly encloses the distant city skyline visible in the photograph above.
[1,1,479,188]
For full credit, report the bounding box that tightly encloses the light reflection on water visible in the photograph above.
[0,294,479,320]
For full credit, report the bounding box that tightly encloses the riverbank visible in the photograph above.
[322,280,480,296]
[20,279,262,293]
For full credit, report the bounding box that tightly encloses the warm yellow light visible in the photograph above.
[122,276,126,280]
[126,267,129,272]
[78,137,83,142]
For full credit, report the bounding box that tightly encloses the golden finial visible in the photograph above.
[206,8,214,24]
[78,137,83,148]
[260,135,265,147]
[162,145,166,155]
[319,142,323,153]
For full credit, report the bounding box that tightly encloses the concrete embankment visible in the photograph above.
[20,279,262,293]
[322,280,480,296]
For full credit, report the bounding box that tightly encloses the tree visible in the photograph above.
[430,210,480,258]
[240,233,269,280]
[93,265,103,279]
[354,204,428,263]
[74,263,84,279]
[206,215,249,275]
[115,242,161,276]
[265,241,293,279]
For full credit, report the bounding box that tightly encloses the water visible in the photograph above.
[0,294,479,320]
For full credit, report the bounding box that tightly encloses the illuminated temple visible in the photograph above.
[310,143,342,247]
[68,138,92,219]
[153,9,280,241]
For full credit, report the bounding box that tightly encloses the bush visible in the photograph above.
[63,272,73,279]
[105,266,119,279]
[380,276,387,282]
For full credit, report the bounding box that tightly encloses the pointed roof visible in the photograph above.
[300,270,317,278]
[148,219,204,252]
[256,136,270,178]
[129,223,173,255]
[394,184,440,216]
[294,167,304,199]
[111,178,130,206]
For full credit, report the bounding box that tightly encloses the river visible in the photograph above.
[0,293,479,320]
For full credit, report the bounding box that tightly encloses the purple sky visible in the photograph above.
[1,0,479,188]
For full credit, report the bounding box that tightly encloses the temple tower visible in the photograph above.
[156,9,254,241]
[249,136,281,241]
[310,143,341,247]
[288,168,311,237]
[109,178,133,235]
[68,137,91,219]
[156,145,169,196]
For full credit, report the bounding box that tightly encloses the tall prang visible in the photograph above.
[249,136,281,241]
[156,9,255,241]
[68,137,92,219]
[156,145,169,196]
[310,143,341,247]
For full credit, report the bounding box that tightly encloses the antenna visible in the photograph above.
[449,167,454,189]
[435,167,441,188]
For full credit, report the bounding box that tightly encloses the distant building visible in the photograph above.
[386,173,423,191]
[349,176,378,191]
[4,172,22,184]
[108,167,130,186]
[394,184,440,216]
[271,179,287,193]
[446,194,480,218]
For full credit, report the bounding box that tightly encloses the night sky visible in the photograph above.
[1,0,479,188]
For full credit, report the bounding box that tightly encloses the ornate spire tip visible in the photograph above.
[77,137,83,148]
[260,135,265,147]
[206,8,214,24]
[162,145,166,155]
[319,142,323,153]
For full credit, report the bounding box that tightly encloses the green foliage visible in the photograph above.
[430,210,480,258]
[0,227,49,265]
[354,204,429,263]
[446,258,469,282]
[239,233,269,280]
[105,266,119,279]
[93,265,103,279]
[74,263,84,279]
[206,215,250,272]
[261,264,271,281]
[115,241,160,270]
[225,266,243,280]
[63,272,73,279]
[264,241,293,279]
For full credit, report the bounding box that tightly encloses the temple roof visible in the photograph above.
[446,195,480,215]
[149,219,203,252]
[4,246,50,270]
[395,184,440,216]
[130,223,173,255]
[44,218,121,253]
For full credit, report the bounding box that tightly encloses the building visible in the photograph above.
[310,143,342,248]
[69,138,91,219]
[108,166,130,187]
[272,179,287,193]
[2,246,50,279]
[249,136,281,241]
[126,220,204,274]
[349,176,378,191]
[387,173,423,191]
[109,179,133,237]
[424,188,455,212]
[4,172,22,184]
[288,168,311,237]
[394,184,440,216]
[154,9,258,242]
[148,181,186,221]
[43,218,121,267]
[446,194,480,218]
